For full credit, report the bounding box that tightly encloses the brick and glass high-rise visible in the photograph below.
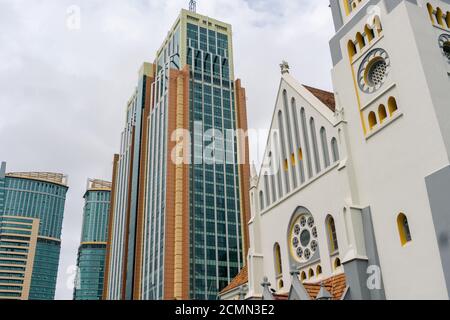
[0,162,68,300]
[104,8,251,300]
[73,179,111,300]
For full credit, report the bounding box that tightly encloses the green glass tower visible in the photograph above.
[0,162,68,300]
[73,179,111,300]
[104,8,251,301]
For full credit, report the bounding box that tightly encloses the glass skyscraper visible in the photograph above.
[104,9,251,300]
[73,179,111,300]
[0,162,68,300]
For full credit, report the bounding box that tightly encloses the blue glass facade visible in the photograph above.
[74,184,111,300]
[186,22,243,300]
[0,165,68,300]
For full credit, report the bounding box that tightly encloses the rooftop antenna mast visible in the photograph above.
[189,0,197,13]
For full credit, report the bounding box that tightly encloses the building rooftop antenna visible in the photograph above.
[189,0,197,13]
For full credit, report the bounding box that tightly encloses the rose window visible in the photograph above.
[290,213,318,263]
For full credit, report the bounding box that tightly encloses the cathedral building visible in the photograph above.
[220,0,450,300]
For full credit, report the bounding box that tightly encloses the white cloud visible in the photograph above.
[0,0,335,300]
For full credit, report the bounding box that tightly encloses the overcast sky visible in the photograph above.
[0,0,335,300]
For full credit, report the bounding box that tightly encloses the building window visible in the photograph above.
[326,215,339,253]
[368,112,377,129]
[320,127,331,168]
[358,48,391,94]
[388,97,398,116]
[348,40,357,58]
[334,258,342,270]
[259,191,265,211]
[331,138,340,162]
[356,32,366,50]
[308,268,314,279]
[310,118,321,174]
[264,173,270,206]
[316,265,322,276]
[278,279,284,289]
[427,3,434,24]
[300,271,307,281]
[436,8,445,27]
[397,213,412,246]
[274,243,282,276]
[439,34,450,62]
[301,108,313,179]
[378,104,387,123]
[289,213,319,263]
[365,25,375,42]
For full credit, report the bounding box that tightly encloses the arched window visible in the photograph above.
[436,8,445,27]
[348,40,357,58]
[316,265,323,276]
[356,32,366,50]
[368,111,377,129]
[291,98,305,183]
[331,138,340,162]
[301,108,313,179]
[334,258,341,270]
[427,3,435,24]
[397,213,412,246]
[300,271,307,281]
[326,215,339,253]
[264,173,271,206]
[278,279,284,289]
[310,118,321,174]
[446,11,450,28]
[283,92,297,189]
[388,97,398,116]
[268,153,277,202]
[308,268,315,279]
[259,191,265,211]
[273,132,284,198]
[373,15,383,35]
[365,25,375,42]
[278,111,290,193]
[274,243,283,276]
[378,104,387,123]
[320,127,331,168]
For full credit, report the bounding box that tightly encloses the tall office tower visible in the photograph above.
[327,0,450,298]
[73,179,111,300]
[104,8,250,300]
[0,162,68,300]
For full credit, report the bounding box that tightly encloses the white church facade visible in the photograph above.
[220,0,450,300]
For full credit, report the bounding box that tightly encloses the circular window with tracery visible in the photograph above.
[439,34,450,62]
[358,48,391,94]
[290,213,318,263]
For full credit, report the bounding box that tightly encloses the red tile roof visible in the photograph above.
[220,265,248,294]
[303,85,336,112]
[302,273,347,300]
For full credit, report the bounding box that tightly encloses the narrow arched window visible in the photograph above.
[310,118,321,174]
[365,25,375,42]
[378,104,387,123]
[388,97,398,116]
[373,15,383,35]
[331,138,340,162]
[348,40,357,59]
[278,110,290,193]
[334,258,341,270]
[308,268,315,279]
[316,265,322,276]
[264,173,271,206]
[273,132,284,198]
[259,191,265,211]
[427,3,435,23]
[274,243,283,277]
[268,153,277,202]
[320,127,331,168]
[356,32,366,49]
[301,108,313,179]
[368,112,377,129]
[326,215,339,253]
[300,271,307,281]
[397,213,412,246]
[436,8,445,27]
[291,98,305,184]
[446,11,450,28]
